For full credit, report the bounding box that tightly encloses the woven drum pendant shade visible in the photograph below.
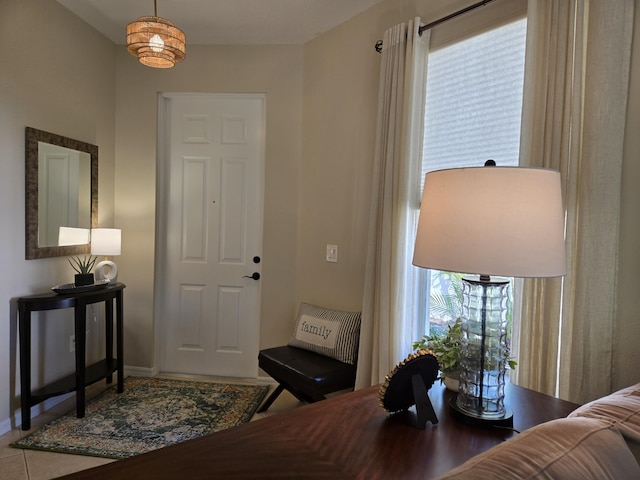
[126,16,186,68]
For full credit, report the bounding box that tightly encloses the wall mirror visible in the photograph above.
[25,127,98,259]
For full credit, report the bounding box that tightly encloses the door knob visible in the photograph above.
[243,272,260,280]
[253,256,261,264]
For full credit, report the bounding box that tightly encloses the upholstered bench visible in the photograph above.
[258,303,361,413]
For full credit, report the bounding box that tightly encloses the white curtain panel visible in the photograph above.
[512,0,634,404]
[355,19,429,389]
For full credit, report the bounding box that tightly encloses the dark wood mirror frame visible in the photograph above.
[25,127,98,259]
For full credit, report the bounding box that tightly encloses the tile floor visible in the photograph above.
[0,376,303,480]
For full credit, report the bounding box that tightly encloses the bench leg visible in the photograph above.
[258,384,285,413]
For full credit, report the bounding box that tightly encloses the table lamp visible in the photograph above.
[91,228,122,283]
[412,163,566,427]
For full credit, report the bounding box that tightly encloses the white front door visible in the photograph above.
[156,93,265,378]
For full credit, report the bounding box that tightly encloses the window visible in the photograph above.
[417,18,527,337]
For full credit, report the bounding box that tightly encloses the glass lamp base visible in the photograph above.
[457,276,511,426]
[449,396,513,428]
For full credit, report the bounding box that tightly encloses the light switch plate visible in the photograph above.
[326,244,338,263]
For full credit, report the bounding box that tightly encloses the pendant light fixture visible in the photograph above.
[126,0,186,69]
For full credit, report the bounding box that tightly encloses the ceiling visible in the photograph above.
[56,0,386,45]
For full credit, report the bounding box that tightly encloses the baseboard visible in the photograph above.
[257,375,277,386]
[124,365,157,377]
[0,416,11,435]
[0,392,75,436]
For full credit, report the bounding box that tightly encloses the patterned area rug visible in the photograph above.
[11,377,269,459]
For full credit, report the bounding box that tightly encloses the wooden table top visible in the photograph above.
[59,381,579,479]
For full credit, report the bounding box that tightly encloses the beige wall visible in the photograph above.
[114,45,303,368]
[0,0,116,429]
[296,0,528,314]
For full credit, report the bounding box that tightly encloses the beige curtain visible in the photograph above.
[355,19,430,389]
[512,0,634,404]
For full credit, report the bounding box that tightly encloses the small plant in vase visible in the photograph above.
[413,318,518,392]
[413,318,463,391]
[69,255,97,286]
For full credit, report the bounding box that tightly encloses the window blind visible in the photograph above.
[421,18,527,186]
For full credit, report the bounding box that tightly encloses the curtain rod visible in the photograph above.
[374,0,496,53]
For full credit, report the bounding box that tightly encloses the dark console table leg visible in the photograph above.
[116,291,124,393]
[105,299,114,384]
[18,306,32,431]
[74,302,87,418]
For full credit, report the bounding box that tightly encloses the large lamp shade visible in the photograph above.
[412,166,566,278]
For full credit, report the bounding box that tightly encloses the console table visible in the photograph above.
[17,283,125,430]
[59,380,578,479]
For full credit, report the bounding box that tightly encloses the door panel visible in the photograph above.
[157,93,264,378]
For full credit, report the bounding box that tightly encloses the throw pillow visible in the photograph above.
[568,382,640,463]
[288,303,361,365]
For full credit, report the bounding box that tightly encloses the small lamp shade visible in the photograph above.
[91,228,122,284]
[412,166,566,277]
[91,229,122,256]
[58,227,90,246]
